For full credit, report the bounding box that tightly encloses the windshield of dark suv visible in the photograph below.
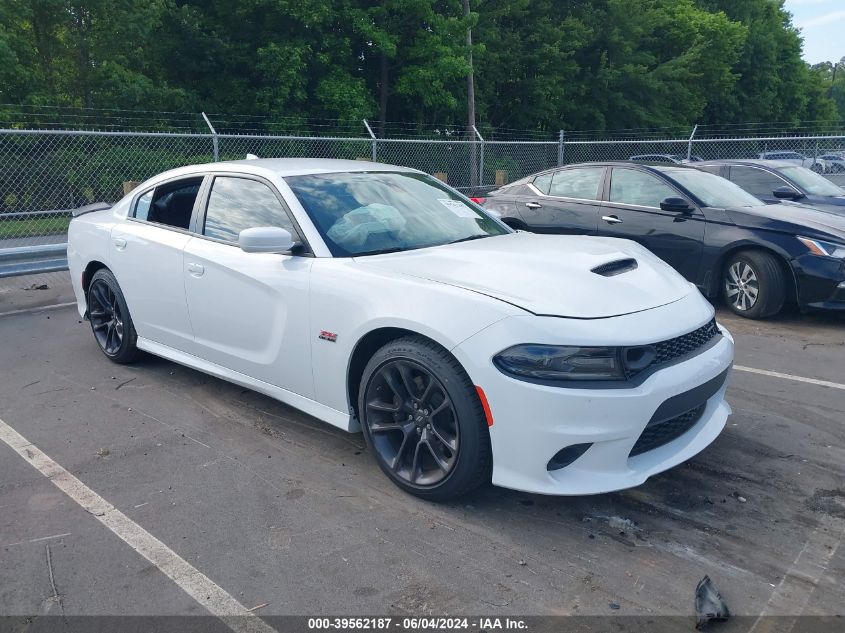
[662,168,763,208]
[285,171,509,256]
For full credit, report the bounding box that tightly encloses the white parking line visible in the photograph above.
[734,365,845,391]
[0,416,276,633]
[748,518,841,631]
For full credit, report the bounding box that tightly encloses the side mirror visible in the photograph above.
[238,226,297,253]
[773,186,803,200]
[660,197,692,213]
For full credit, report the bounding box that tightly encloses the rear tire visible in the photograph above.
[358,336,491,501]
[722,250,786,319]
[87,268,139,364]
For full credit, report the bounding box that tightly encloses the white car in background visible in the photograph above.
[758,151,827,173]
[67,159,733,500]
[818,153,845,174]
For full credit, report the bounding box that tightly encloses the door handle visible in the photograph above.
[602,215,623,225]
[187,263,205,277]
[113,237,127,250]
[525,202,542,209]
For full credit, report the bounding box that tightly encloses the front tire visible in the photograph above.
[87,268,139,363]
[358,336,491,501]
[722,250,786,319]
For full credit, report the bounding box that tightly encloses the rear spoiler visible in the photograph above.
[72,202,112,218]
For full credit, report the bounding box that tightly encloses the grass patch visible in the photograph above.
[0,216,71,240]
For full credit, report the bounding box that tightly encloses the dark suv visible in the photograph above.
[483,162,845,318]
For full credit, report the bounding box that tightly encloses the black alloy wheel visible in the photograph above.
[359,336,491,501]
[87,268,139,363]
[89,279,125,355]
[364,359,459,487]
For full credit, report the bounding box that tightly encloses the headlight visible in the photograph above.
[797,236,845,259]
[493,345,626,381]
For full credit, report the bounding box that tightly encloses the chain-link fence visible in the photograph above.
[0,127,561,258]
[2,122,845,292]
[562,133,845,185]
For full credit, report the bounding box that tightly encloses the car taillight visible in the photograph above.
[470,197,486,205]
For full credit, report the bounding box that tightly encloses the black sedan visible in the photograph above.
[694,160,845,214]
[483,162,845,318]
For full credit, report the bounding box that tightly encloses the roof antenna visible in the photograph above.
[245,153,259,160]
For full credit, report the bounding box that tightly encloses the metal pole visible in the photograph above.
[463,0,477,190]
[363,119,377,161]
[473,125,484,188]
[558,130,565,166]
[201,112,219,162]
[687,124,698,162]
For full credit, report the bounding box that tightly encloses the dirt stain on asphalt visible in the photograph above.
[805,489,845,519]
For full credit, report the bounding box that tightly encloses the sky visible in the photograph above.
[784,0,845,65]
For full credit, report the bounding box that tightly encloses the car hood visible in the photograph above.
[354,232,693,318]
[725,203,845,240]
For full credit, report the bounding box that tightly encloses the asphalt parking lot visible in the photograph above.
[1,282,843,628]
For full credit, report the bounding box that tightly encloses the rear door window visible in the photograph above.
[133,178,203,230]
[548,167,604,199]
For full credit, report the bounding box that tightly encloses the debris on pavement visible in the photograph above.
[608,602,620,610]
[730,492,747,503]
[695,575,729,630]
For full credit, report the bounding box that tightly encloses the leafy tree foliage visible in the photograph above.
[0,0,839,133]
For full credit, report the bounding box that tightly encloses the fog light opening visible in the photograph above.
[547,443,593,471]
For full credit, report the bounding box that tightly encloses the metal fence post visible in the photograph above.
[473,125,484,188]
[687,124,698,162]
[202,112,219,161]
[363,119,377,161]
[558,130,565,166]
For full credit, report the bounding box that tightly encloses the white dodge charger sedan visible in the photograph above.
[68,158,734,500]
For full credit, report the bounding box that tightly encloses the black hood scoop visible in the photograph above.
[592,258,638,277]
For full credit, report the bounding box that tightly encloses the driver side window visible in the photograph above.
[609,169,677,208]
[203,176,297,243]
[729,166,786,198]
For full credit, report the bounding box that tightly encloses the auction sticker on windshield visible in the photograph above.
[438,198,477,217]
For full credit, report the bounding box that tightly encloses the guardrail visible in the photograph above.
[0,244,68,278]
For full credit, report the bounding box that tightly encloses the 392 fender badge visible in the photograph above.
[318,330,338,342]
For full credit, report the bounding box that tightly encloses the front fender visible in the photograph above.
[308,258,523,415]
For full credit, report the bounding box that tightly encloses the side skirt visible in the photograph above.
[136,337,355,432]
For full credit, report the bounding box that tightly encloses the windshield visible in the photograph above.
[780,166,845,197]
[665,169,763,207]
[285,171,509,256]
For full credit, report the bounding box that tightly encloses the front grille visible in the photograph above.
[624,318,720,378]
[629,403,706,457]
[653,318,720,365]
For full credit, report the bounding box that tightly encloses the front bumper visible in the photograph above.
[793,254,845,311]
[453,295,734,495]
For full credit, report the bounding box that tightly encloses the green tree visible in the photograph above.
[697,0,839,125]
